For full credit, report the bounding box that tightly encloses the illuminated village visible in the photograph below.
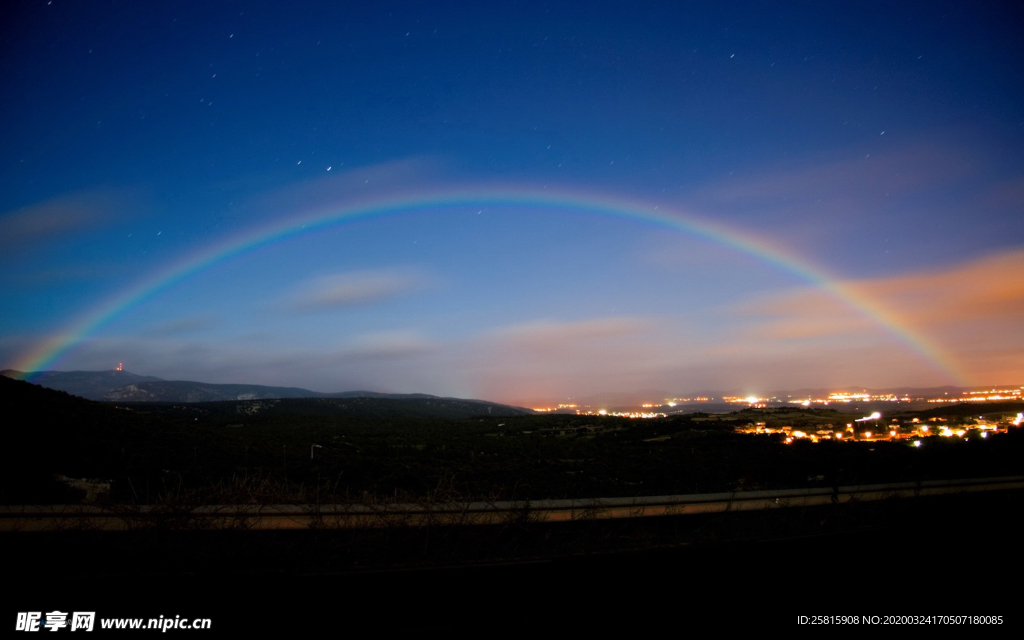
[724,387,1023,407]
[735,411,1024,444]
[529,387,1024,441]
[533,386,1022,414]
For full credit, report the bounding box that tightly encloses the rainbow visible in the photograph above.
[12,186,968,384]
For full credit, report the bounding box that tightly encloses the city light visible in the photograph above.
[737,414,1016,444]
[855,412,882,422]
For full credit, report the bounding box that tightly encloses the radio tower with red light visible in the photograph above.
[116,363,123,372]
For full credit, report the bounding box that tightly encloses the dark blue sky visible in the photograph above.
[2,1,1022,402]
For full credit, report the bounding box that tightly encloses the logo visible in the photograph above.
[15,612,95,632]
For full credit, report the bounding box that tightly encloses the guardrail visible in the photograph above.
[3,475,1022,531]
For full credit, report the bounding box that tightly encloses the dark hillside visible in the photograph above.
[4,375,1023,506]
[120,395,533,420]
[1,368,163,400]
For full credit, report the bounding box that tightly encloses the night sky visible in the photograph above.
[2,1,1022,404]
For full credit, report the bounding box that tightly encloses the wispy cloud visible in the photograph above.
[459,316,680,401]
[730,291,871,341]
[0,189,133,254]
[335,330,439,360]
[679,138,997,261]
[3,264,123,286]
[284,268,431,312]
[978,176,1024,209]
[221,157,447,224]
[852,249,1024,327]
[692,141,977,214]
[724,248,1024,384]
[487,317,653,352]
[141,316,218,338]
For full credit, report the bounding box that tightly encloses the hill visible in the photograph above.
[103,380,333,402]
[119,395,534,421]
[1,369,532,413]
[2,368,164,400]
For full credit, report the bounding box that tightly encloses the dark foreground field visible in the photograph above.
[5,376,1022,632]
[10,488,1023,633]
[5,374,1024,505]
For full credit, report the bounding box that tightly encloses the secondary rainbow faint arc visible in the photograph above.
[14,187,968,384]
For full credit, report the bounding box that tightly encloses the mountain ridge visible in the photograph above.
[5,369,1019,410]
[0,369,530,413]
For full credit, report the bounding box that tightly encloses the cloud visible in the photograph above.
[284,268,430,312]
[488,317,653,352]
[3,264,123,286]
[0,189,133,254]
[336,330,439,360]
[729,291,871,341]
[692,141,977,212]
[723,247,1024,384]
[979,176,1024,209]
[141,316,217,338]
[222,157,446,224]
[731,248,1024,337]
[852,249,1024,327]
[458,316,683,401]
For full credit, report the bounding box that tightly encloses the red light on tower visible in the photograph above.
[116,363,123,372]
